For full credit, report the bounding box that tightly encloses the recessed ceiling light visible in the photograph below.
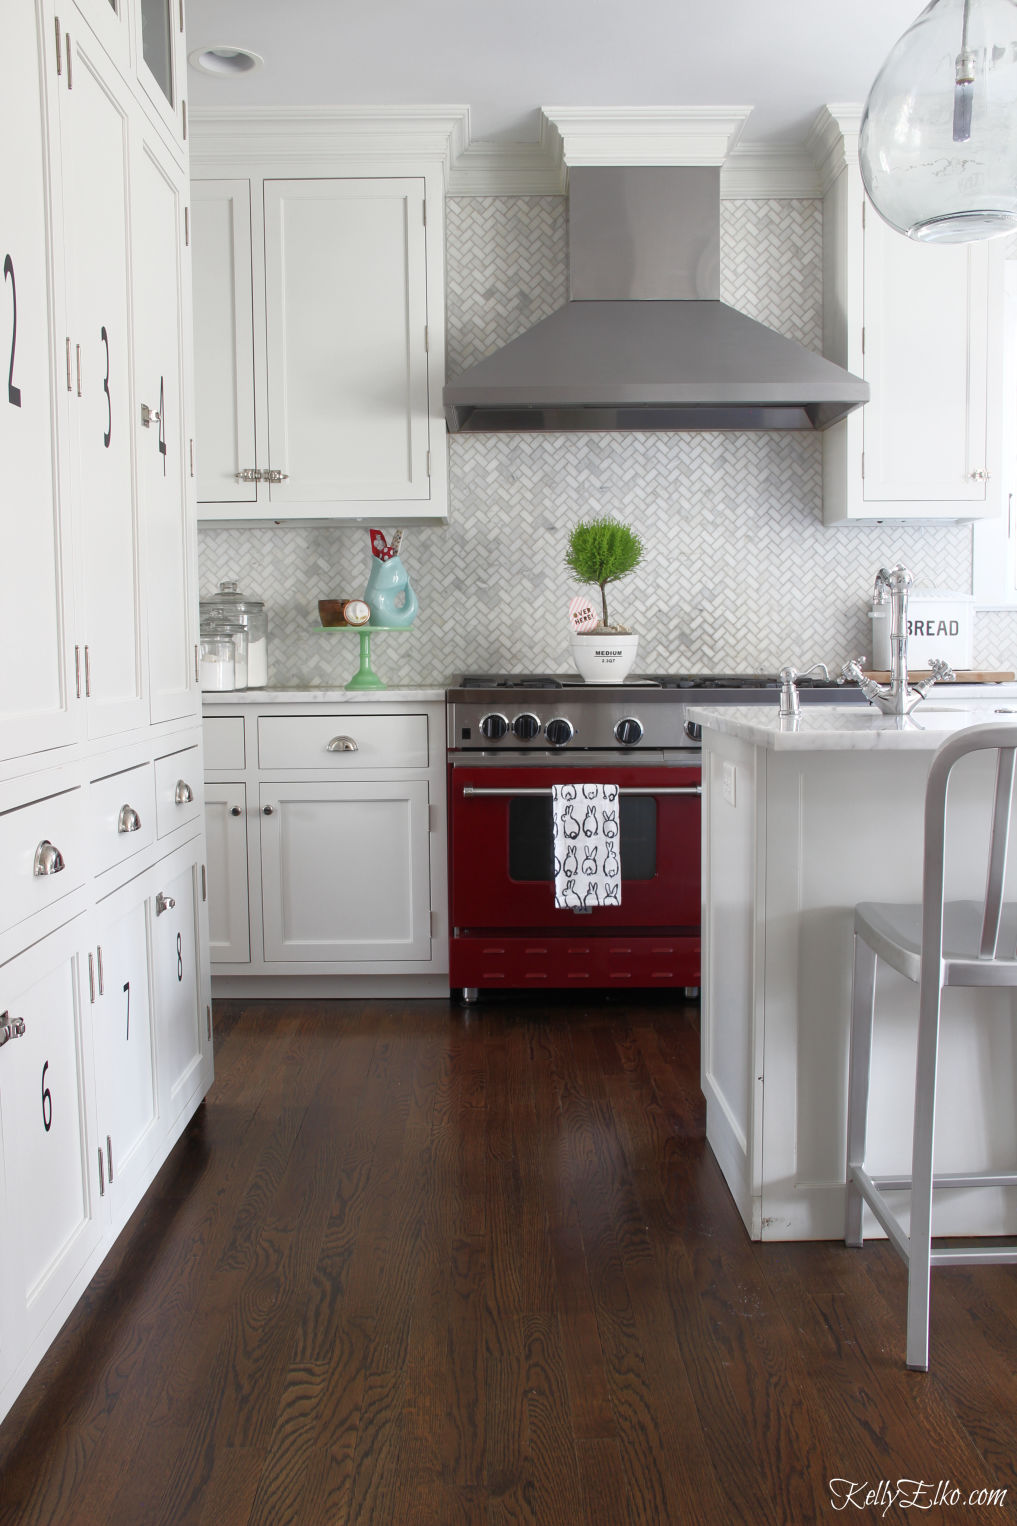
[189,45,264,77]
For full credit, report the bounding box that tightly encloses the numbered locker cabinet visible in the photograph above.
[87,885,158,1235]
[0,921,102,1386]
[150,844,212,1130]
[132,122,197,727]
[0,0,78,763]
[57,17,148,738]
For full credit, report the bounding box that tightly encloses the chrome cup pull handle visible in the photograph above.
[326,735,358,753]
[174,779,194,805]
[0,1014,27,1049]
[34,839,66,876]
[117,804,142,834]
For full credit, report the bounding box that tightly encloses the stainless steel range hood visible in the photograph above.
[444,166,869,433]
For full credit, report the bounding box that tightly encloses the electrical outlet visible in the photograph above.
[722,760,737,806]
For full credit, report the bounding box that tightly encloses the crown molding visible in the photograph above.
[188,105,471,174]
[807,104,864,195]
[720,145,820,199]
[540,106,752,167]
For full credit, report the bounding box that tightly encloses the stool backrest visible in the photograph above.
[924,723,1017,963]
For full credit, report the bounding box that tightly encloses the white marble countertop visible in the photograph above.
[202,686,446,706]
[687,691,1017,751]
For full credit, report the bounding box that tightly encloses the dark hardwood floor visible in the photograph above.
[1,993,1016,1525]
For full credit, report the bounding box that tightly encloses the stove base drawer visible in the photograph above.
[450,932,700,991]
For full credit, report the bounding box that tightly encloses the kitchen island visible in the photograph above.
[688,695,1017,1242]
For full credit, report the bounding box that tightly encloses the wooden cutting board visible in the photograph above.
[865,670,1015,683]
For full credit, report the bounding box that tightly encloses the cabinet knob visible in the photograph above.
[326,735,358,753]
[155,891,176,916]
[175,780,195,805]
[33,839,66,877]
[230,806,242,817]
[117,804,142,834]
[263,805,275,815]
[0,1014,27,1049]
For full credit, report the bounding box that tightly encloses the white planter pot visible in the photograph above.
[569,631,639,684]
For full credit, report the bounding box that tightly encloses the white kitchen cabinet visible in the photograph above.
[189,120,450,525]
[131,122,197,726]
[88,887,158,1232]
[202,698,449,994]
[0,920,102,1366]
[59,20,148,738]
[0,0,211,1429]
[150,845,211,1131]
[0,1,77,764]
[820,108,1003,523]
[203,782,251,963]
[260,779,431,962]
[190,179,257,507]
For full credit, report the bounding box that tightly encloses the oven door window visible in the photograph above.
[508,796,657,881]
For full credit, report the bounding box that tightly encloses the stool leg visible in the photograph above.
[845,933,877,1248]
[906,972,943,1372]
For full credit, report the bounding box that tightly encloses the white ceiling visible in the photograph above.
[184,0,922,149]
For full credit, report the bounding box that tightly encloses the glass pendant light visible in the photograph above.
[859,0,1017,242]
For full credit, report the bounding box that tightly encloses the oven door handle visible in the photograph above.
[460,785,701,798]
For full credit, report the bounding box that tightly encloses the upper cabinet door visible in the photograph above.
[262,178,431,508]
[135,0,186,149]
[59,27,148,739]
[131,127,196,726]
[862,211,991,508]
[0,1,78,763]
[190,180,258,504]
[65,0,132,75]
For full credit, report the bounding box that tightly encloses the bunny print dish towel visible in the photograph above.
[551,783,621,909]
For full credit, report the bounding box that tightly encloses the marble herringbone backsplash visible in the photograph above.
[199,195,1015,688]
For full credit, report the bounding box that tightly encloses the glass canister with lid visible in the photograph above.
[200,616,249,689]
[199,580,268,687]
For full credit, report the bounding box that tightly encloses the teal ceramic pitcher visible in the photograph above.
[364,528,418,628]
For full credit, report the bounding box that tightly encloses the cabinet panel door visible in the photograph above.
[204,783,251,962]
[151,859,205,1124]
[67,0,131,74]
[263,178,430,504]
[92,897,157,1225]
[0,925,101,1351]
[131,131,196,725]
[0,0,77,763]
[191,180,257,504]
[863,215,989,505]
[260,780,431,962]
[61,29,147,739]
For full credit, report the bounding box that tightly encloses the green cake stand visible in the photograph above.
[319,625,408,691]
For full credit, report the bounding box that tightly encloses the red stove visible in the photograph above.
[446,671,862,1000]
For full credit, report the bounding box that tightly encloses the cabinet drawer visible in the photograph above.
[90,763,156,877]
[258,713,429,770]
[204,715,246,771]
[154,748,203,838]
[0,788,86,934]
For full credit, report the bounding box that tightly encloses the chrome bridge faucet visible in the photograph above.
[842,565,954,717]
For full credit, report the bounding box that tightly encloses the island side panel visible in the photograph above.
[701,729,766,1237]
[760,745,1017,1242]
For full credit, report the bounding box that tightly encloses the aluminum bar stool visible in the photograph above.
[845,722,1017,1370]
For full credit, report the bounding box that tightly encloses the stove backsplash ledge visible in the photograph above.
[197,194,1012,688]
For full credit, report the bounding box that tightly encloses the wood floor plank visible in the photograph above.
[3,994,1017,1526]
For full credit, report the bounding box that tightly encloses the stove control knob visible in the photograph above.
[512,712,541,741]
[614,716,644,746]
[545,716,575,748]
[480,712,509,741]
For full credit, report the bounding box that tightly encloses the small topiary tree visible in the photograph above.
[565,516,644,631]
